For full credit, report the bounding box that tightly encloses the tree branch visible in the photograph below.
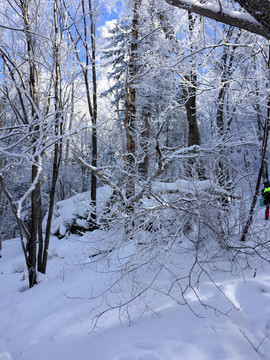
[164,0,270,39]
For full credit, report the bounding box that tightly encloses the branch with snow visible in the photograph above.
[16,155,43,221]
[79,158,126,204]
[165,0,270,39]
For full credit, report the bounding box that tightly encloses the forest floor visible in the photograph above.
[1,200,270,360]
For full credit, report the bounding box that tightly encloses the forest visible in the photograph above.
[1,0,270,358]
[1,0,270,353]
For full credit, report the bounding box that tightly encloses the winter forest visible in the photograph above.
[1,0,270,359]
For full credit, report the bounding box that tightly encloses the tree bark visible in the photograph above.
[124,0,142,206]
[79,0,98,228]
[237,0,270,33]
[39,0,63,273]
[89,0,98,226]
[216,27,241,187]
[22,0,40,287]
[182,12,205,179]
[165,0,270,39]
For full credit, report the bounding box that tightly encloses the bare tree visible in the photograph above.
[18,0,41,287]
[38,0,64,274]
[66,0,99,229]
[0,0,71,286]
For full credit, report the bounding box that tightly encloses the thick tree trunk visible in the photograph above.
[216,28,241,187]
[124,0,142,207]
[183,13,205,179]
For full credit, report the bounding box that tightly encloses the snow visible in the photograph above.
[43,186,113,236]
[46,181,234,237]
[1,192,270,359]
[166,0,260,26]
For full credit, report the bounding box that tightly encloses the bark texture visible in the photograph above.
[165,0,270,39]
[237,0,270,33]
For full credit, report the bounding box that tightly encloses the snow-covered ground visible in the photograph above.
[1,193,270,360]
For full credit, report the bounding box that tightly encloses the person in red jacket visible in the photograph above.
[262,181,270,220]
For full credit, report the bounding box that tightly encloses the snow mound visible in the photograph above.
[44,186,113,236]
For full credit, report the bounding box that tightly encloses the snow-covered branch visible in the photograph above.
[17,155,43,220]
[165,0,270,39]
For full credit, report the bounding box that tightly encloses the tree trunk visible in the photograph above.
[0,97,5,247]
[23,0,40,287]
[79,0,98,229]
[39,0,63,273]
[140,103,151,179]
[124,0,142,210]
[216,28,241,187]
[183,12,205,179]
[241,79,270,242]
[28,165,39,287]
[89,0,98,226]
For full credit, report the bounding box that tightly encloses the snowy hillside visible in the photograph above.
[1,196,270,360]
[1,0,270,358]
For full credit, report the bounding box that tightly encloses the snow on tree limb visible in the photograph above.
[164,0,270,39]
[79,158,126,204]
